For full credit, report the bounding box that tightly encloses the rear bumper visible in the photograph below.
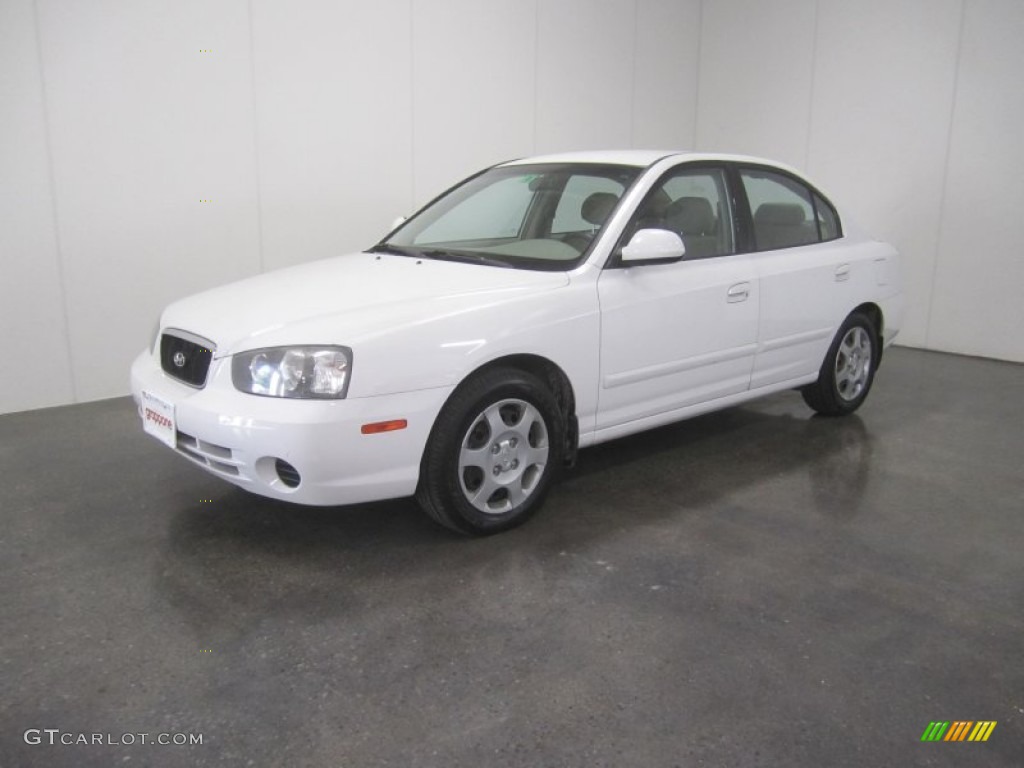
[130,351,449,506]
[879,289,905,349]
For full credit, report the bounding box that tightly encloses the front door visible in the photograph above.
[596,165,758,433]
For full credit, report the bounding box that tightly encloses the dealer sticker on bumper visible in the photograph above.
[141,390,176,448]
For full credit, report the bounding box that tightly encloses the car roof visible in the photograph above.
[500,149,799,173]
[500,150,677,167]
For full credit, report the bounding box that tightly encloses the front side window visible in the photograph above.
[378,163,641,270]
[741,168,840,250]
[620,166,735,259]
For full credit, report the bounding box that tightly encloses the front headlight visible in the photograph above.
[231,346,352,398]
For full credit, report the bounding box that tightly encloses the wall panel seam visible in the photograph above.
[693,0,704,148]
[629,0,638,146]
[926,0,968,349]
[804,0,820,171]
[409,0,416,208]
[246,0,266,274]
[532,0,540,153]
[31,0,78,402]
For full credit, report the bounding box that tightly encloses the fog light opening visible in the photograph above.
[274,458,301,488]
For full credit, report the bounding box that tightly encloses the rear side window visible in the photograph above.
[740,169,841,250]
[814,192,840,240]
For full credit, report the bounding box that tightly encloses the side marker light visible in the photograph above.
[361,419,408,435]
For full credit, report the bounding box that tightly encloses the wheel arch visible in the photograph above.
[851,302,884,364]
[434,353,580,468]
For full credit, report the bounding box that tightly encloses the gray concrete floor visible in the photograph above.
[1,347,1021,767]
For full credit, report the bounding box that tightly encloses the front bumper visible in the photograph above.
[130,350,449,506]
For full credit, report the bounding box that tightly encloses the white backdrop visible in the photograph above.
[2,0,1021,414]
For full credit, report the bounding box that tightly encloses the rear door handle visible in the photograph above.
[727,282,751,303]
[835,263,851,282]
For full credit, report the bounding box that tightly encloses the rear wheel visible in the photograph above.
[802,311,879,416]
[416,367,564,535]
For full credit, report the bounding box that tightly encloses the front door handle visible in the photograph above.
[727,282,751,303]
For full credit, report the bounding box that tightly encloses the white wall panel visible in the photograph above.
[251,0,413,267]
[929,0,1024,362]
[631,0,701,149]
[412,0,536,205]
[535,0,636,153]
[696,0,816,168]
[807,0,962,347]
[4,0,1022,415]
[0,0,74,412]
[36,0,261,401]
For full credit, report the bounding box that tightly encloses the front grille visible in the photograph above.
[160,331,214,387]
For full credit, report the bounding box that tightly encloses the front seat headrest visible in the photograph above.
[581,192,619,227]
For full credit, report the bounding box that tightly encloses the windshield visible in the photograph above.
[374,163,643,271]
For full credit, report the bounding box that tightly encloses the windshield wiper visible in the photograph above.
[415,248,511,268]
[369,243,512,268]
[367,242,414,257]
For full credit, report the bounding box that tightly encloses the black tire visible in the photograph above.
[802,311,879,416]
[415,367,565,535]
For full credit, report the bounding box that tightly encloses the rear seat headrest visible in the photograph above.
[754,203,805,226]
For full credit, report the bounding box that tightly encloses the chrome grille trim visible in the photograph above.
[160,329,216,388]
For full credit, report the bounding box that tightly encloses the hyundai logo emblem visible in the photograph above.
[173,351,187,368]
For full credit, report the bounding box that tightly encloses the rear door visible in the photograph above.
[736,166,850,389]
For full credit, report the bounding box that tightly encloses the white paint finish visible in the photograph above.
[36,0,261,401]
[807,0,962,347]
[534,0,636,153]
[250,0,413,268]
[631,0,701,148]
[752,240,893,388]
[596,253,759,428]
[412,0,536,205]
[695,0,817,168]
[929,0,1024,362]
[131,153,902,507]
[132,256,598,506]
[0,0,74,412]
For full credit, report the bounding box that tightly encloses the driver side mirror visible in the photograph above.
[389,215,407,233]
[620,228,686,264]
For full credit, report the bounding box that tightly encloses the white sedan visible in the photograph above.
[131,150,903,534]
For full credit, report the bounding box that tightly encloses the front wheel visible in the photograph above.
[802,311,879,416]
[416,367,564,535]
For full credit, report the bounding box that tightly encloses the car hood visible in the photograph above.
[160,252,570,355]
